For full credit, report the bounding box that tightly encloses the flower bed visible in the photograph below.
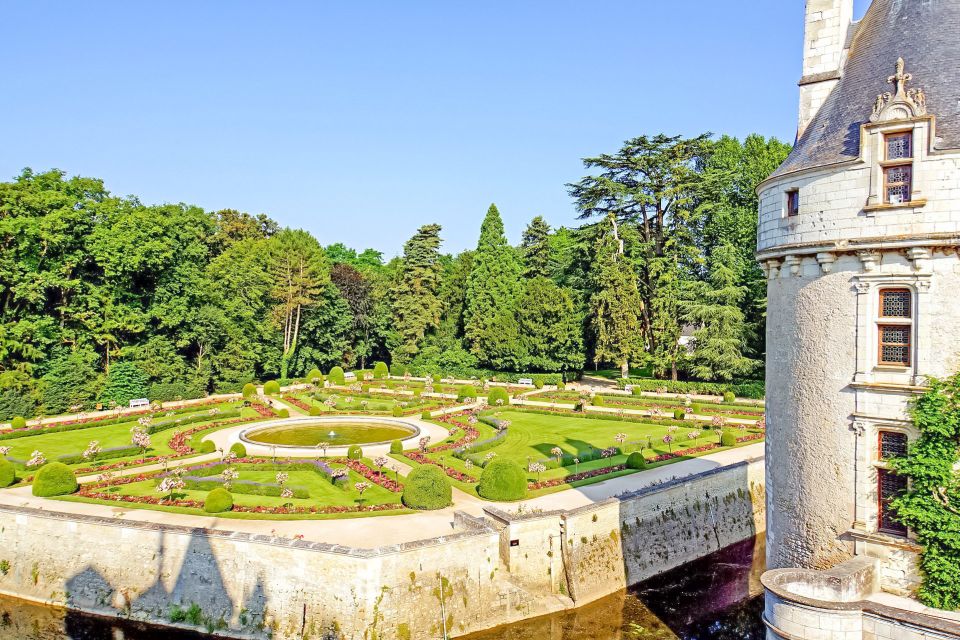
[334,457,403,492]
[403,451,477,483]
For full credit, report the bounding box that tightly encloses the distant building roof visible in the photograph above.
[771,0,960,179]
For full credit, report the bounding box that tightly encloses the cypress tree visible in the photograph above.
[521,216,551,279]
[389,224,443,364]
[464,205,522,369]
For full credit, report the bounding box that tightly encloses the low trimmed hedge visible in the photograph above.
[57,444,141,465]
[478,458,526,501]
[199,440,216,454]
[276,408,290,419]
[673,409,686,420]
[458,385,478,401]
[626,451,647,470]
[204,488,233,513]
[182,476,309,499]
[229,443,247,458]
[309,405,322,416]
[402,465,451,510]
[0,459,15,487]
[146,407,242,435]
[373,362,389,379]
[720,431,738,447]
[619,378,765,400]
[389,440,403,454]
[486,387,509,407]
[10,417,26,430]
[32,462,78,497]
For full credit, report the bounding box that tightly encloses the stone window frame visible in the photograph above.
[785,188,800,218]
[863,119,930,212]
[876,288,913,367]
[853,418,915,539]
[852,273,930,385]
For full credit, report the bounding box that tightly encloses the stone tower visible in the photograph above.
[758,0,960,596]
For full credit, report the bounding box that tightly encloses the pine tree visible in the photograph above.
[521,216,552,279]
[517,277,584,372]
[683,243,755,381]
[464,205,522,369]
[389,224,444,365]
[589,215,643,378]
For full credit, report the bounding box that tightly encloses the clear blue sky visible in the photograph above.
[1,1,872,257]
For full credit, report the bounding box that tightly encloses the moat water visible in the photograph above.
[0,537,765,639]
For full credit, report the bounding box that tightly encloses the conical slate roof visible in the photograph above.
[772,0,960,178]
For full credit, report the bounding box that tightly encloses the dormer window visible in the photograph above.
[883,132,913,205]
[785,189,799,217]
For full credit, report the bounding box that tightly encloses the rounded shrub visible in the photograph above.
[276,408,290,418]
[692,404,703,415]
[723,391,736,404]
[389,364,406,377]
[389,439,403,454]
[307,368,324,385]
[421,410,432,420]
[458,385,478,401]
[309,405,322,417]
[0,459,15,488]
[10,416,26,430]
[241,383,256,398]
[229,442,247,458]
[720,431,738,447]
[533,376,545,389]
[626,451,647,470]
[347,445,362,460]
[197,440,216,454]
[328,366,346,386]
[432,374,442,384]
[557,381,565,391]
[263,380,280,395]
[372,361,389,379]
[592,395,605,407]
[631,387,643,396]
[31,462,78,497]
[392,405,404,417]
[486,387,509,407]
[478,458,527,501]
[673,409,686,421]
[204,488,233,513]
[402,465,452,510]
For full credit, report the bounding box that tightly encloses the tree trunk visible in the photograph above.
[620,361,629,379]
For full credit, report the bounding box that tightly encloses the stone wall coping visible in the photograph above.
[563,456,764,519]
[756,233,960,263]
[482,505,565,524]
[762,568,960,637]
[0,503,497,558]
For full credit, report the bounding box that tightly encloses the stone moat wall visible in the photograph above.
[0,457,764,639]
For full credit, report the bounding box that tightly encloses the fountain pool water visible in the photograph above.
[240,417,419,448]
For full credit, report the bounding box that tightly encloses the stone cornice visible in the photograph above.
[756,234,960,264]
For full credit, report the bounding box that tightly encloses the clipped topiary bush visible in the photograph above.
[347,445,362,460]
[486,387,509,406]
[263,380,280,395]
[389,364,406,377]
[392,405,404,417]
[307,368,324,385]
[10,416,26,430]
[229,442,247,458]
[533,376,545,389]
[631,386,643,396]
[557,381,566,391]
[432,374,442,384]
[276,408,290,418]
[389,440,403,454]
[309,405,322,416]
[458,385,478,401]
[692,404,703,415]
[723,391,736,404]
[402,465,452,510]
[32,462,78,497]
[626,451,647,470]
[720,431,737,447]
[478,458,527,501]
[673,409,686,420]
[242,383,256,398]
[373,362,389,379]
[204,487,233,513]
[592,395,605,407]
[0,459,15,488]
[199,440,216,454]
[421,410,432,420]
[328,366,346,386]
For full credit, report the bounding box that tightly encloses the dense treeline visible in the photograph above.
[0,133,788,418]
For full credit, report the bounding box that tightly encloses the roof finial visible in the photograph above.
[871,58,927,122]
[888,57,912,98]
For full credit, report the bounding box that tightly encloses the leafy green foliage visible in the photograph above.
[242,383,256,398]
[0,459,15,487]
[204,488,234,513]
[402,465,451,510]
[199,440,216,454]
[306,368,323,384]
[263,380,280,395]
[891,375,960,610]
[486,387,509,407]
[347,445,362,460]
[389,440,403,454]
[229,443,247,458]
[626,452,647,470]
[0,391,33,423]
[10,416,26,430]
[31,462,78,497]
[389,224,444,364]
[673,409,685,420]
[720,431,737,447]
[372,362,388,379]
[328,366,345,386]
[457,385,477,401]
[478,458,527,501]
[100,362,148,407]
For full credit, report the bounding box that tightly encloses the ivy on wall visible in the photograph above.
[891,374,960,611]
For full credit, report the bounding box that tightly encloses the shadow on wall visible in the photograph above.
[63,528,273,637]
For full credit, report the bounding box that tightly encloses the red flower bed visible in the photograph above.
[283,396,313,412]
[403,451,478,483]
[331,457,404,493]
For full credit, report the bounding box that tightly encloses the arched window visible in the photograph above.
[877,288,912,366]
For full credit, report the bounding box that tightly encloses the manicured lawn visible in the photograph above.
[528,390,764,418]
[287,390,452,414]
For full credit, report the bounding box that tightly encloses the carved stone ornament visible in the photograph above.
[870,58,927,123]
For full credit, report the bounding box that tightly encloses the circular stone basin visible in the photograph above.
[241,417,419,448]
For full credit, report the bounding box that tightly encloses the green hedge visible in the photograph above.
[328,367,346,386]
[242,383,256,398]
[347,445,362,460]
[229,443,247,458]
[11,416,27,430]
[263,380,280,395]
[57,444,141,465]
[373,362,389,379]
[619,378,765,400]
[276,408,290,419]
[458,385,478,401]
[181,476,309,499]
[402,465,451,510]
[486,387,509,406]
[32,462,78,497]
[389,440,403,454]
[204,488,233,513]
[626,452,647,470]
[148,382,205,403]
[720,431,738,447]
[306,368,324,384]
[199,440,216,454]
[0,459,15,487]
[146,407,242,435]
[478,458,527,501]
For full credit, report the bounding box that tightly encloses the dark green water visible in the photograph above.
[245,421,416,446]
[0,538,765,639]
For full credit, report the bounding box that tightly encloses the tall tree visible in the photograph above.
[683,243,755,381]
[516,277,584,372]
[464,204,522,369]
[588,215,644,378]
[266,229,328,379]
[520,216,552,279]
[389,224,444,365]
